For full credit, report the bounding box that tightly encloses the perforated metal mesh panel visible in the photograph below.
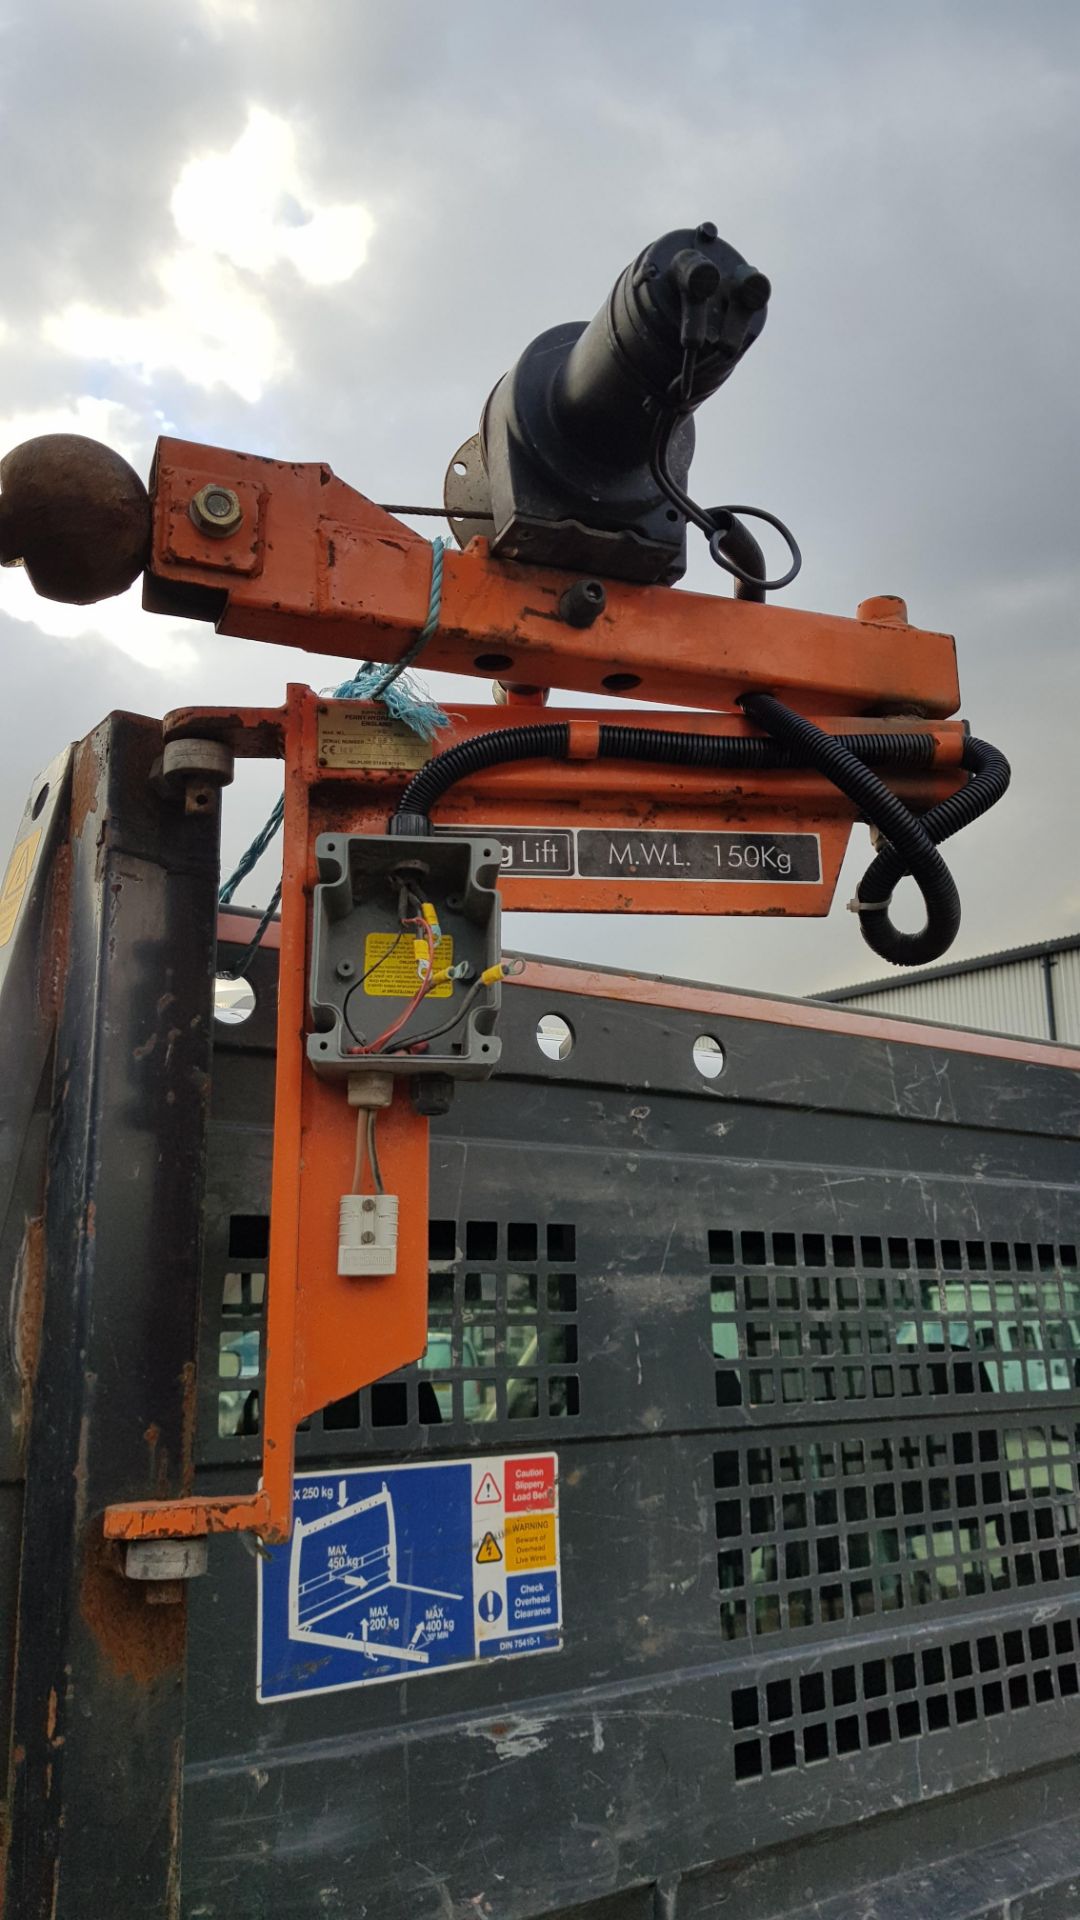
[714,1415,1080,1647]
[207,1213,579,1446]
[183,946,1080,1920]
[729,1608,1080,1785]
[710,1228,1080,1418]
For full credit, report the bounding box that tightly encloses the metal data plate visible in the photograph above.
[316,707,429,771]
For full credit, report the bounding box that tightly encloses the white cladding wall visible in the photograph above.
[1052,947,1080,1044]
[827,951,1080,1043]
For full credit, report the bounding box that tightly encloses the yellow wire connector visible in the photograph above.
[427,958,525,989]
[480,959,526,986]
[429,960,471,987]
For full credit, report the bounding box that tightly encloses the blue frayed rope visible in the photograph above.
[328,537,450,739]
[218,537,451,942]
[219,793,284,906]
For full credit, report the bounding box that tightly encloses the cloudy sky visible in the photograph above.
[1,0,1077,994]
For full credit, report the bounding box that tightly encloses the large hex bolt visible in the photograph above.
[190,484,243,538]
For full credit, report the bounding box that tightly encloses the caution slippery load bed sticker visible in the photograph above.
[257,1453,561,1703]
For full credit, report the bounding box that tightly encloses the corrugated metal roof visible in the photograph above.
[818,931,1080,1002]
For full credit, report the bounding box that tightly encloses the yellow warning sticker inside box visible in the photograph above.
[362,931,454,999]
[504,1511,556,1573]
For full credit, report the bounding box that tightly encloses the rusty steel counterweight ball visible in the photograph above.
[0,433,151,605]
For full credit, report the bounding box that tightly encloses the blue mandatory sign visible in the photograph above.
[257,1454,562,1704]
[508,1570,559,1631]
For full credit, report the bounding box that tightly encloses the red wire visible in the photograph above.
[354,916,436,1054]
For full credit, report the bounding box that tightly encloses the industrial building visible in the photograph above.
[817,931,1080,1044]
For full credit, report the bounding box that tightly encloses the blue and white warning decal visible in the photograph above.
[257,1452,561,1702]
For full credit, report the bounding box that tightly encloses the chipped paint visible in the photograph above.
[40,842,72,1020]
[467,1715,551,1762]
[11,1217,45,1442]
[68,734,104,840]
[165,1735,183,1920]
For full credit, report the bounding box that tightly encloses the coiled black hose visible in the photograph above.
[854,735,1011,965]
[741,693,1010,966]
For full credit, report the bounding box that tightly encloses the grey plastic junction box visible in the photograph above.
[306,831,503,1079]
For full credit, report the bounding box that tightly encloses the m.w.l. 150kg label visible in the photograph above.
[576,829,820,881]
[465,826,822,882]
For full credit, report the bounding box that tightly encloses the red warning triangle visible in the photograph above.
[474,1471,501,1505]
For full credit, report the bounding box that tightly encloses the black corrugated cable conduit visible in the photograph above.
[390,708,1008,966]
[739,692,1010,966]
[389,722,937,830]
[596,723,934,772]
[389,724,573,837]
[854,734,1011,964]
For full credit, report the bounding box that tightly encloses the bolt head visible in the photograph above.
[190,483,243,538]
[558,578,607,628]
[695,221,719,244]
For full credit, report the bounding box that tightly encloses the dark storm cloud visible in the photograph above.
[1,0,1078,991]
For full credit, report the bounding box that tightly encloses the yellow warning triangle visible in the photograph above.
[475,1530,502,1565]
